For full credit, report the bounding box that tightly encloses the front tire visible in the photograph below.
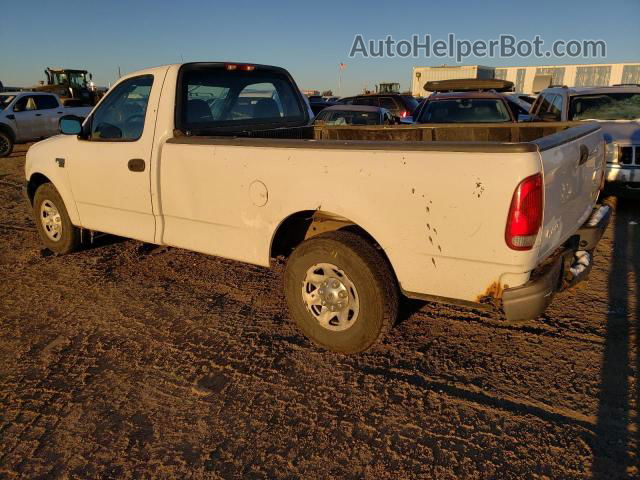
[33,183,81,254]
[284,230,398,353]
[0,131,13,157]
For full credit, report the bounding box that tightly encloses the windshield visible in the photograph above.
[569,93,640,120]
[316,110,381,125]
[52,71,87,88]
[419,98,512,123]
[0,95,15,111]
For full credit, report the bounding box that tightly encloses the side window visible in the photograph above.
[354,97,376,106]
[90,75,153,141]
[548,95,564,120]
[378,97,398,111]
[229,83,283,120]
[34,95,60,110]
[536,94,552,115]
[14,96,37,112]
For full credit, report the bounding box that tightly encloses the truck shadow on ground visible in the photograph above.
[592,196,640,479]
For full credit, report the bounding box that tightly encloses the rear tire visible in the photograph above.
[33,183,81,254]
[0,131,13,157]
[284,230,398,353]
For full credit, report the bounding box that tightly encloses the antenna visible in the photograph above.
[117,66,121,79]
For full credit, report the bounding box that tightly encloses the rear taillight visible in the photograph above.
[505,173,543,251]
[401,110,408,118]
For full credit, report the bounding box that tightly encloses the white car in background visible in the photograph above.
[0,91,91,157]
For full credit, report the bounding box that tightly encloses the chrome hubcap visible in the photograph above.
[302,263,359,331]
[40,200,63,242]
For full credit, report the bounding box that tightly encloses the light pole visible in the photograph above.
[338,63,346,96]
[415,71,422,96]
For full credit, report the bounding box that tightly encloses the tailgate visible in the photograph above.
[535,124,604,261]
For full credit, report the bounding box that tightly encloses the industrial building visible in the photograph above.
[411,62,640,95]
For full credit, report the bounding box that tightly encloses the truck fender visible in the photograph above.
[0,121,16,142]
[26,170,82,227]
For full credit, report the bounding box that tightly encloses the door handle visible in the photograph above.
[35,113,42,117]
[128,158,146,172]
[578,145,589,166]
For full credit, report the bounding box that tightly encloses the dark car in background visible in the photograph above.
[313,105,396,125]
[337,93,419,120]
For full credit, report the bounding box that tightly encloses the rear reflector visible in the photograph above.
[505,173,543,251]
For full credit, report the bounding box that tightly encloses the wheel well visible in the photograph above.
[26,173,51,205]
[270,210,388,262]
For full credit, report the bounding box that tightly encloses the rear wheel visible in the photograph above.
[284,230,398,353]
[33,183,81,254]
[0,131,13,157]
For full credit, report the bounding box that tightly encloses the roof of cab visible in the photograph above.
[542,85,640,96]
[322,105,386,112]
[428,91,506,100]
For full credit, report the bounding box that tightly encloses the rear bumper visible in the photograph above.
[606,164,640,189]
[501,203,611,321]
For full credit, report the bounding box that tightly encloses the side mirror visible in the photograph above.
[59,115,83,135]
[13,104,23,113]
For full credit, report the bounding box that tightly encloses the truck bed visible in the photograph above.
[173,121,598,153]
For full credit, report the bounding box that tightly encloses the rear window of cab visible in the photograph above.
[176,64,307,134]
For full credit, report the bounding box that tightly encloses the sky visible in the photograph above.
[1,0,639,96]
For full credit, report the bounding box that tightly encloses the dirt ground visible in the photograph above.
[1,143,639,480]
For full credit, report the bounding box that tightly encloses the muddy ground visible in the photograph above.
[1,143,639,479]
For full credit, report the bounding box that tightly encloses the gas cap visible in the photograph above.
[249,180,268,207]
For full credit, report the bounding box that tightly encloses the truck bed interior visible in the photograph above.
[170,122,600,153]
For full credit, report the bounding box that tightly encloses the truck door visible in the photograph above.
[66,74,159,242]
[12,95,46,141]
[537,126,604,261]
[34,94,65,137]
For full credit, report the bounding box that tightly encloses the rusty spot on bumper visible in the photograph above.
[476,281,504,304]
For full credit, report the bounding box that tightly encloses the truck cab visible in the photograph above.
[531,85,640,194]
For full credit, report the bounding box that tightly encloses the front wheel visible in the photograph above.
[0,131,13,157]
[284,230,399,353]
[33,183,81,254]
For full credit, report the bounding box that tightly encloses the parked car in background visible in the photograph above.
[413,80,530,124]
[509,92,537,106]
[531,85,640,194]
[25,61,610,353]
[308,100,340,116]
[313,105,395,125]
[337,93,418,121]
[0,92,91,156]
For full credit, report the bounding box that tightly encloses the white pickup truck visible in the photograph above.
[0,91,92,157]
[24,62,611,353]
